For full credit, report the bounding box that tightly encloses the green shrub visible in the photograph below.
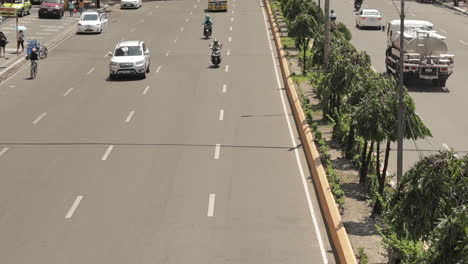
[357,247,369,264]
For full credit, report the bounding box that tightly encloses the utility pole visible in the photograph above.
[397,0,405,184]
[323,0,330,69]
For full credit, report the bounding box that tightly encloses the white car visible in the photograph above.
[77,11,107,34]
[109,41,151,79]
[356,9,383,29]
[120,0,141,9]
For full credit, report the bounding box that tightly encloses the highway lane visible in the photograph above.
[328,0,468,173]
[0,0,336,262]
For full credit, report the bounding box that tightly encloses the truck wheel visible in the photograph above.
[439,79,447,87]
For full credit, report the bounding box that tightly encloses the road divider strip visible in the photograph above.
[65,195,83,219]
[263,0,356,263]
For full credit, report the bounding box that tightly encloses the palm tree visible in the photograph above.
[289,13,317,74]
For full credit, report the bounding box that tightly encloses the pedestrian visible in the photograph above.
[0,32,7,58]
[68,0,75,17]
[17,30,24,53]
[79,0,84,15]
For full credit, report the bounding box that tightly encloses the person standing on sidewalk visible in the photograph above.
[0,32,7,58]
[68,0,75,17]
[17,30,24,53]
[79,0,84,15]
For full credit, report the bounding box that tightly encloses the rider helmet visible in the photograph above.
[214,39,218,45]
[205,14,210,19]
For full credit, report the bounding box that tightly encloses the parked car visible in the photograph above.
[38,0,64,18]
[355,9,383,29]
[77,11,108,34]
[2,0,32,17]
[108,40,151,79]
[120,0,141,9]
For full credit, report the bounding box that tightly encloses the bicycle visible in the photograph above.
[39,44,48,59]
[30,60,38,79]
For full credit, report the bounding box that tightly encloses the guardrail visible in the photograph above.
[262,0,357,263]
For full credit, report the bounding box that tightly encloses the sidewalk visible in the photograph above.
[436,0,468,14]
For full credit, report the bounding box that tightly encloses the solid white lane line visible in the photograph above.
[219,109,224,120]
[87,67,95,75]
[222,84,227,93]
[214,144,221,159]
[63,87,74,96]
[440,29,447,34]
[227,49,230,56]
[207,194,216,217]
[228,36,232,42]
[156,65,162,73]
[142,85,150,95]
[147,11,152,16]
[229,26,232,31]
[125,110,135,123]
[101,145,114,161]
[260,2,328,262]
[225,65,229,72]
[0,147,9,157]
[180,27,184,31]
[459,40,468,46]
[130,27,136,32]
[32,112,47,125]
[65,195,83,219]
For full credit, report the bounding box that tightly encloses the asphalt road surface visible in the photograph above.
[327,0,468,173]
[0,0,336,263]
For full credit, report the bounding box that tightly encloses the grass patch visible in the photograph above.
[280,36,295,49]
[270,0,281,11]
[291,72,313,84]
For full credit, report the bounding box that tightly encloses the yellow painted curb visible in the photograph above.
[262,0,357,263]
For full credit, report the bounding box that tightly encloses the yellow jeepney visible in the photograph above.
[208,0,227,11]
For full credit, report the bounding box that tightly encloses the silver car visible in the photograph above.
[120,0,141,9]
[355,9,383,30]
[109,40,151,79]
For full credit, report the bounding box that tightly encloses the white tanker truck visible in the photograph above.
[385,20,454,87]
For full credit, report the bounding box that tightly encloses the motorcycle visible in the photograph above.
[354,1,362,11]
[211,46,222,67]
[203,24,212,39]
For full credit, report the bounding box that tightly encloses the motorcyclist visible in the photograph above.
[210,39,222,51]
[354,0,363,10]
[203,14,213,36]
[330,10,337,21]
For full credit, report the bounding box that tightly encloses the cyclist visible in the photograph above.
[30,47,39,78]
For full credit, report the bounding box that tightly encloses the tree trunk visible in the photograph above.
[346,124,355,159]
[359,140,368,184]
[382,140,391,179]
[302,40,307,75]
[372,141,388,217]
[362,141,374,183]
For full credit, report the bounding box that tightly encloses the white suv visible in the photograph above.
[109,41,151,79]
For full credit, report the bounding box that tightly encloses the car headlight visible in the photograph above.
[135,60,145,66]
[110,61,118,66]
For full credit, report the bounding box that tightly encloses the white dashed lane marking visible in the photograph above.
[101,145,114,161]
[0,147,10,157]
[142,86,150,95]
[225,65,229,72]
[65,196,83,219]
[125,110,135,123]
[214,144,221,159]
[156,65,162,73]
[207,194,216,217]
[222,84,227,93]
[32,112,47,125]
[87,67,95,75]
[219,109,224,121]
[63,88,74,96]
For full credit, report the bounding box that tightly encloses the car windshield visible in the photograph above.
[364,11,380,16]
[44,0,61,3]
[114,46,143,56]
[81,14,98,21]
[5,0,22,3]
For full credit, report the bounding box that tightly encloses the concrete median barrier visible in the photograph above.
[262,0,357,263]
